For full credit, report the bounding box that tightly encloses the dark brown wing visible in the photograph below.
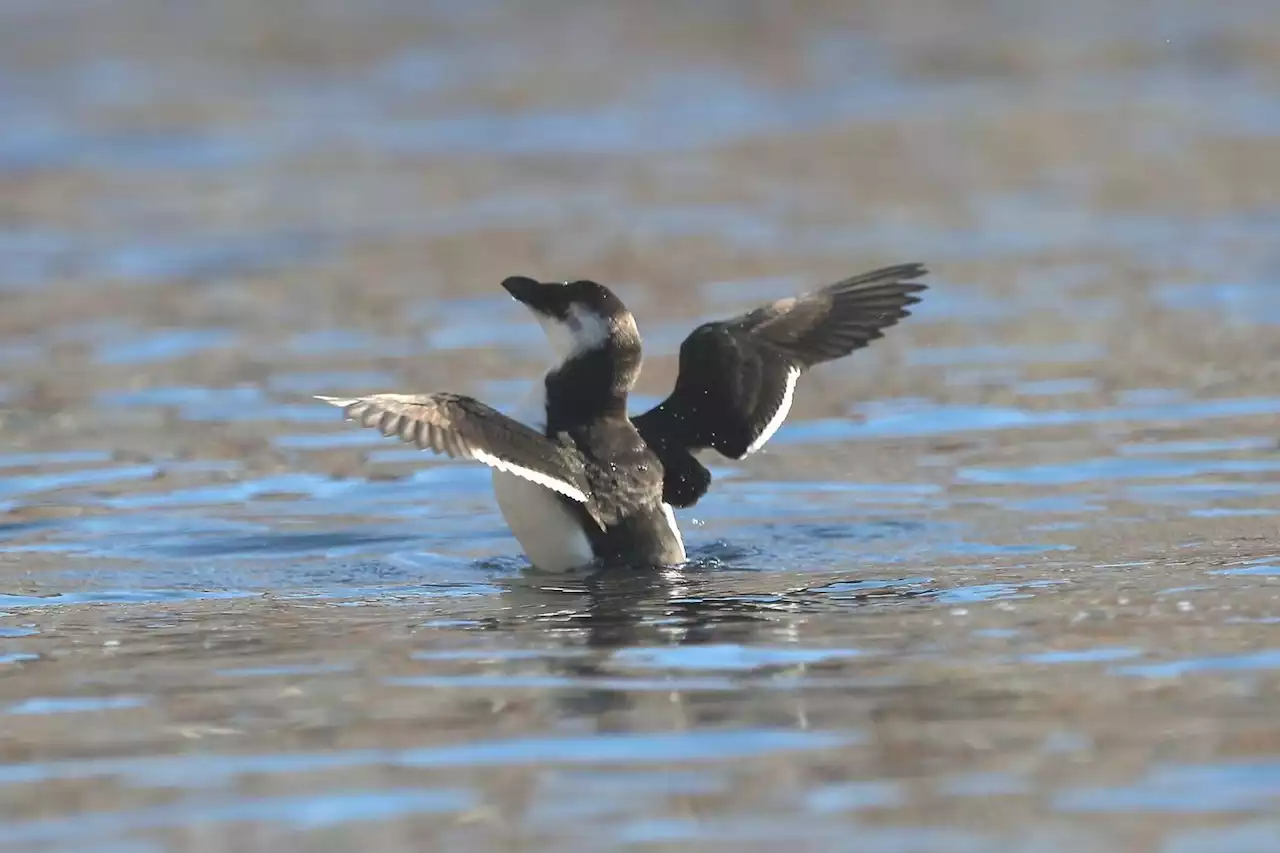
[318,393,603,527]
[633,263,928,506]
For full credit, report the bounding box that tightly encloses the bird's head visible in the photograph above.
[501,276,640,363]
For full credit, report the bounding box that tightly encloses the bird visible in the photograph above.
[318,263,928,572]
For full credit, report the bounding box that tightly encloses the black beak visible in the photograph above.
[501,276,543,306]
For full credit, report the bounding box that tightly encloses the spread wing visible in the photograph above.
[633,263,928,507]
[318,393,603,527]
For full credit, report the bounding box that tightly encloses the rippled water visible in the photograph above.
[3,1,1280,850]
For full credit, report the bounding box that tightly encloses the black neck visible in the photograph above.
[544,345,639,434]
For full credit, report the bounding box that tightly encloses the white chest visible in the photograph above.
[488,381,594,571]
[491,469,596,572]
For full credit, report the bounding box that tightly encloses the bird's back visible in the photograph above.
[568,416,686,567]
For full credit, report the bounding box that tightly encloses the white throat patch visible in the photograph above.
[536,303,612,361]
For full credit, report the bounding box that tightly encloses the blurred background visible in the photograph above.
[2,1,1280,851]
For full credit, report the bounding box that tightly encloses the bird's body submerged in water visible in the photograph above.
[320,264,928,571]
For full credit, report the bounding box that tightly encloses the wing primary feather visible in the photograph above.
[404,417,423,447]
[444,426,463,458]
[632,263,929,503]
[316,393,594,509]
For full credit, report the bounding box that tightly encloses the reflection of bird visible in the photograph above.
[319,264,928,572]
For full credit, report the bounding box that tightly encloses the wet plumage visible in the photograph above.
[319,264,928,570]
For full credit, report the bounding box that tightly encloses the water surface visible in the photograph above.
[2,1,1280,850]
